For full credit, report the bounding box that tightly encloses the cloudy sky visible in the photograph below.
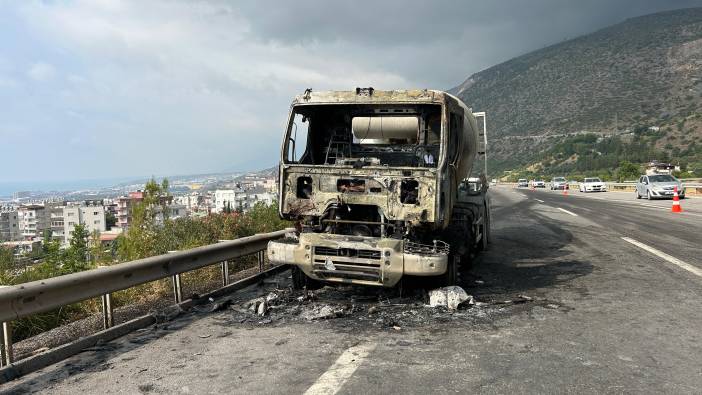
[1,0,701,185]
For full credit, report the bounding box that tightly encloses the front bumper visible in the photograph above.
[584,186,607,192]
[267,233,448,287]
[650,189,684,198]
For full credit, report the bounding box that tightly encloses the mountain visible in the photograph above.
[451,8,702,177]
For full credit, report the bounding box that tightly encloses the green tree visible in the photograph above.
[617,161,641,182]
[64,224,90,272]
[117,178,171,261]
[89,230,106,265]
[105,211,117,229]
[0,246,15,285]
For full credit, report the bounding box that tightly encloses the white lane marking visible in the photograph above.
[621,237,702,278]
[304,343,376,395]
[535,199,544,203]
[557,207,578,217]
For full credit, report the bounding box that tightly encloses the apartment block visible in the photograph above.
[0,209,20,242]
[17,204,49,240]
[49,204,65,242]
[116,191,144,230]
[62,205,106,243]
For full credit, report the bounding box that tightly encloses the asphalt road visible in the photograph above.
[3,186,702,394]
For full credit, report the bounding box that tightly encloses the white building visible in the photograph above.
[62,205,106,243]
[214,189,247,213]
[214,189,275,213]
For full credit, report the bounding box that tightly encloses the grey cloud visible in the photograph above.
[3,0,702,182]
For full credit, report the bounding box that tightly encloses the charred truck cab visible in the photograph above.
[267,88,491,287]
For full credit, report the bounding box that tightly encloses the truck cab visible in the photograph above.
[267,89,490,287]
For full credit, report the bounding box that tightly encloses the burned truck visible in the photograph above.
[267,88,491,288]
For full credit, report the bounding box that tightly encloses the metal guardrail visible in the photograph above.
[0,228,292,367]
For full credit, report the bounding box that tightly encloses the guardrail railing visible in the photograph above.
[0,228,292,367]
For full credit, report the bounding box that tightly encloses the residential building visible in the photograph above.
[174,193,204,213]
[0,209,20,242]
[116,191,144,230]
[62,205,106,243]
[214,188,275,213]
[166,204,187,219]
[17,204,49,240]
[214,189,246,213]
[49,204,65,242]
[116,191,181,229]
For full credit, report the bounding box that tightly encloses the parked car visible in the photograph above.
[579,177,607,193]
[490,179,497,186]
[517,178,529,188]
[532,179,546,188]
[635,174,685,200]
[550,177,567,190]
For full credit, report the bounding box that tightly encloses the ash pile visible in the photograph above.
[209,277,551,330]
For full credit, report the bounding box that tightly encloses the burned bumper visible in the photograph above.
[267,233,448,287]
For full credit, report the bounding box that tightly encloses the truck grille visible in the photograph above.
[314,246,381,260]
[312,246,382,283]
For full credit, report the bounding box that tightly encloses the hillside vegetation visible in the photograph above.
[452,8,702,177]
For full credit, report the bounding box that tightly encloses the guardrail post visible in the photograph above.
[258,251,264,272]
[167,250,183,304]
[172,273,183,304]
[1,321,12,367]
[101,293,114,329]
[221,260,230,287]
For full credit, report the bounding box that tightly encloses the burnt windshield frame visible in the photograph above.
[281,103,444,168]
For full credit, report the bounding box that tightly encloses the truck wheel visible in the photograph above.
[291,266,322,290]
[476,205,490,251]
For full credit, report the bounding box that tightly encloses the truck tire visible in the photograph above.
[441,254,459,286]
[291,266,322,290]
[476,204,490,251]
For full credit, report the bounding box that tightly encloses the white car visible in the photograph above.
[532,179,546,188]
[550,177,567,190]
[579,177,607,193]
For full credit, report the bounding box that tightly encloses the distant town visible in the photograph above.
[0,167,278,256]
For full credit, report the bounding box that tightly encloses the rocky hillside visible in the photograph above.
[452,8,702,175]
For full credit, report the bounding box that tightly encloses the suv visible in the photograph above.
[636,174,685,200]
[550,177,567,190]
[517,178,529,188]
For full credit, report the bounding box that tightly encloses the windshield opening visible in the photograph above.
[584,178,602,183]
[284,104,443,167]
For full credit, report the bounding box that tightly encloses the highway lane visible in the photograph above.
[3,186,702,394]
[514,187,702,271]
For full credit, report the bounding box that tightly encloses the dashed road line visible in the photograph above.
[304,342,376,395]
[535,199,544,203]
[557,207,578,217]
[621,237,702,278]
